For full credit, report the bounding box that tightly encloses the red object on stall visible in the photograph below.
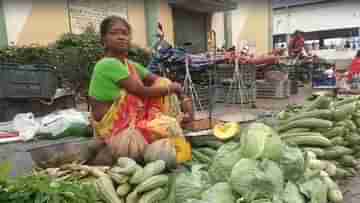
[224,51,279,65]
[348,58,360,81]
[246,56,279,65]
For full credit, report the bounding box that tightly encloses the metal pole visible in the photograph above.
[209,30,216,127]
[66,0,73,34]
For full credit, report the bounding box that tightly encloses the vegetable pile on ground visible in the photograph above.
[0,162,99,203]
[277,95,360,180]
[181,122,343,203]
[0,158,174,203]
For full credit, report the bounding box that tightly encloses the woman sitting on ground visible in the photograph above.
[88,16,192,164]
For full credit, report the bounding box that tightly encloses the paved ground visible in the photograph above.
[342,176,360,203]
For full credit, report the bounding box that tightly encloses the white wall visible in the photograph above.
[273,1,360,35]
[3,0,33,44]
[230,0,272,54]
[211,12,225,48]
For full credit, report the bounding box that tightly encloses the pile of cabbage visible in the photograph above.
[175,123,343,203]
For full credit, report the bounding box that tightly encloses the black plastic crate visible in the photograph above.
[0,99,41,122]
[0,96,76,122]
[0,63,57,99]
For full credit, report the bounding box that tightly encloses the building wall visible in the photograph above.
[2,0,150,47]
[273,0,360,35]
[128,0,147,48]
[16,0,69,46]
[230,0,272,54]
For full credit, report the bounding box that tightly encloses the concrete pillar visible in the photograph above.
[0,0,8,47]
[224,11,232,48]
[144,0,161,48]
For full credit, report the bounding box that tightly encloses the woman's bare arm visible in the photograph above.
[143,73,159,86]
[119,76,182,98]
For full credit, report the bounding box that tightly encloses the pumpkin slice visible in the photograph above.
[213,122,240,140]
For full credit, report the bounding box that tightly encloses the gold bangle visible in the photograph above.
[183,97,191,102]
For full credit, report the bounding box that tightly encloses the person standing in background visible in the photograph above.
[288,30,305,58]
[348,50,360,82]
[152,22,171,55]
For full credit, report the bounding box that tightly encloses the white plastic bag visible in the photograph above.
[13,113,40,141]
[39,109,90,137]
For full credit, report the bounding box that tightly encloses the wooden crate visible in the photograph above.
[183,118,220,131]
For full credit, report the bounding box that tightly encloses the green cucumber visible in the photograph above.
[280,132,323,140]
[284,135,332,147]
[277,118,333,133]
[281,109,333,124]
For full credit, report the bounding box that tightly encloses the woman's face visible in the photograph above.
[104,21,130,53]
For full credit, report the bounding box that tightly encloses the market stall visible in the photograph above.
[2,94,357,203]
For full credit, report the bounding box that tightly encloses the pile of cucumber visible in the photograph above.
[278,95,360,179]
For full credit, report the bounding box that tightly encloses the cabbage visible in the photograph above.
[282,181,306,203]
[262,135,283,161]
[279,146,305,181]
[299,178,328,203]
[209,142,242,182]
[230,159,284,201]
[175,165,211,203]
[261,160,284,195]
[185,200,208,203]
[201,182,235,203]
[217,142,240,154]
[251,200,273,203]
[240,123,277,159]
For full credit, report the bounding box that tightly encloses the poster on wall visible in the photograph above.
[69,0,128,34]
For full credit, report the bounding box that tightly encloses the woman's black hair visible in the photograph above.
[100,16,131,44]
[357,50,360,58]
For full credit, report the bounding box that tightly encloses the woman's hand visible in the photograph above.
[120,77,183,98]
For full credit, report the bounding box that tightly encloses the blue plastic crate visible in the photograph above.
[312,78,336,88]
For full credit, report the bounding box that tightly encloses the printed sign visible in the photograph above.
[69,0,127,34]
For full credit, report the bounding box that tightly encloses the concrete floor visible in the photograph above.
[194,84,312,122]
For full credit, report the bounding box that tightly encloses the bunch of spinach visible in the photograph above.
[0,163,100,203]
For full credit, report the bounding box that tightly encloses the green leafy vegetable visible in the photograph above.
[0,174,99,203]
[175,165,211,203]
[299,178,328,203]
[209,142,241,183]
[230,159,284,201]
[279,146,305,181]
[282,181,305,203]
